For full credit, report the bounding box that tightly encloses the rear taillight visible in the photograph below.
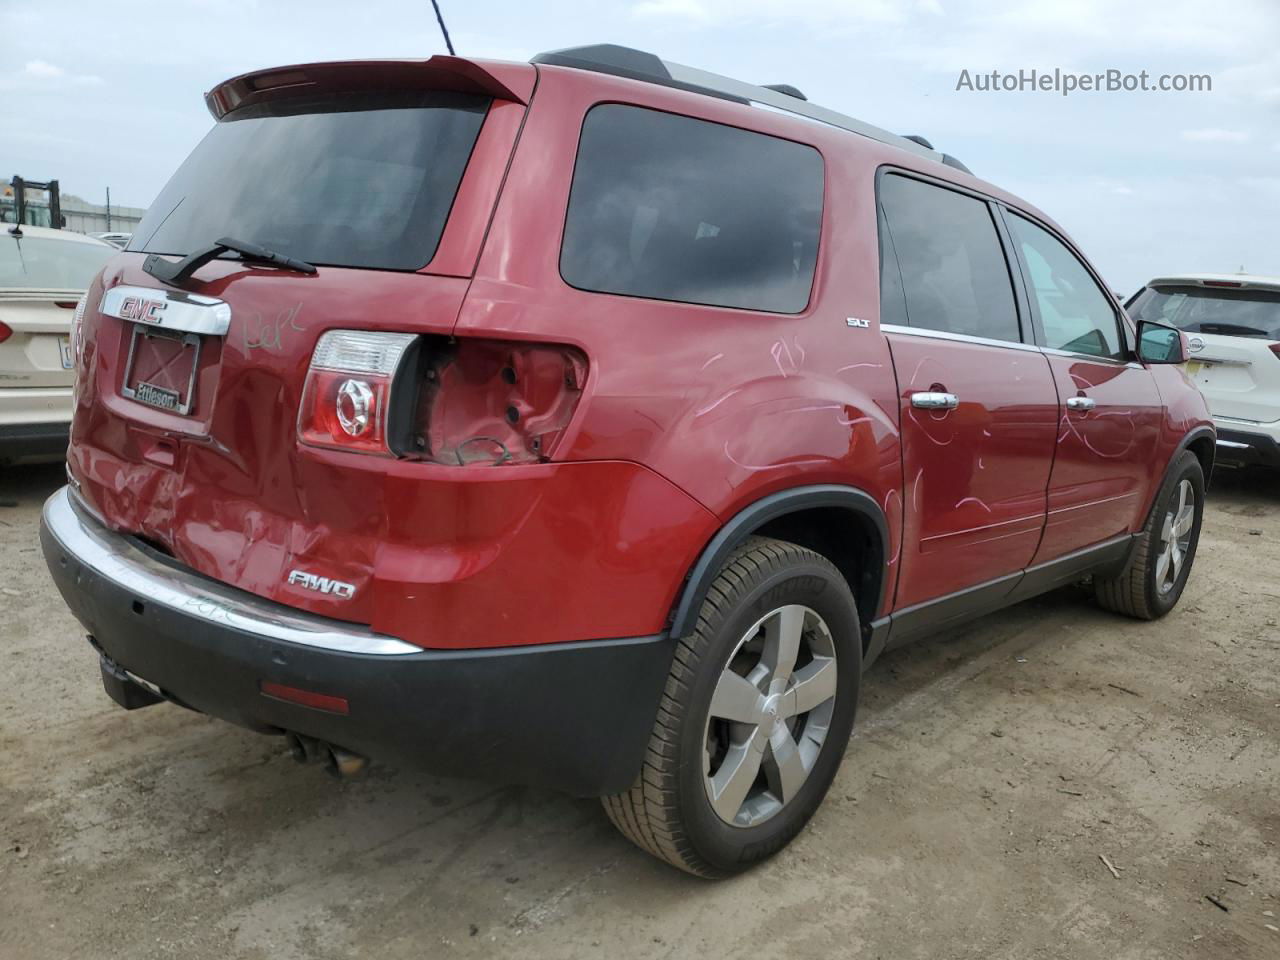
[298,330,417,456]
[298,332,588,464]
[71,295,87,361]
[0,321,11,344]
[1270,343,1280,361]
[414,339,587,466]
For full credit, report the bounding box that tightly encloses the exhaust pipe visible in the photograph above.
[285,732,368,779]
[328,746,368,779]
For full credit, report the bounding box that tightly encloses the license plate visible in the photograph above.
[1185,361,1201,375]
[122,326,201,415]
[58,336,73,370]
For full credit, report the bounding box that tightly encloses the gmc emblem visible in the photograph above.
[119,296,167,325]
[287,569,356,599]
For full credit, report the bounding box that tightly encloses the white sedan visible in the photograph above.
[1,225,116,465]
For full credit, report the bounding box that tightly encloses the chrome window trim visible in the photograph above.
[1040,345,1137,367]
[43,486,419,656]
[879,323,1040,353]
[881,324,1147,368]
[99,284,232,337]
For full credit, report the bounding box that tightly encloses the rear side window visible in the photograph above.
[131,91,489,271]
[1007,214,1123,360]
[1129,285,1280,340]
[877,174,1019,342]
[560,104,824,314]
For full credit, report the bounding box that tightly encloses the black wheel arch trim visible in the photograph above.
[1122,425,1215,569]
[669,484,889,640]
[1175,425,1216,477]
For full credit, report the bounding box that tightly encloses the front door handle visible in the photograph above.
[1066,396,1097,411]
[911,391,959,410]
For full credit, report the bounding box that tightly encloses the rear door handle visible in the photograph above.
[910,392,959,410]
[1066,396,1097,411]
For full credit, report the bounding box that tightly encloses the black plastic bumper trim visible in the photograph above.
[0,420,69,460]
[1215,428,1280,468]
[41,510,674,797]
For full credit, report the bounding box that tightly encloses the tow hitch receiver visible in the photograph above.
[97,648,164,711]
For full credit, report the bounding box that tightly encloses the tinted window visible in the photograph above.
[561,105,824,314]
[0,235,115,289]
[1008,214,1123,359]
[877,203,909,327]
[878,175,1019,342]
[131,91,489,271]
[1129,285,1280,340]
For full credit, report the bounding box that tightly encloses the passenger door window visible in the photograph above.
[1007,214,1125,360]
[877,174,1020,342]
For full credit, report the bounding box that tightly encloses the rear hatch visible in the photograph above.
[1128,279,1280,423]
[69,57,535,627]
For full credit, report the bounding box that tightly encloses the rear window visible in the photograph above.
[1128,285,1280,340]
[0,235,115,289]
[560,104,824,314]
[130,91,489,271]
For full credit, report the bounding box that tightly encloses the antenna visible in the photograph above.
[429,0,456,56]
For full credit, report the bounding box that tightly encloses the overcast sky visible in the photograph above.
[3,0,1277,292]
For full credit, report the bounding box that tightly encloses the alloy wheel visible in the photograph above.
[703,604,838,827]
[1156,478,1195,595]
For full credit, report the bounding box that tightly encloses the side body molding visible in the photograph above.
[669,484,889,640]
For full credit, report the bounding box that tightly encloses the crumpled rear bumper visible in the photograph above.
[40,486,673,796]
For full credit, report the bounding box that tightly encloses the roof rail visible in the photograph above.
[531,44,970,173]
[762,83,807,100]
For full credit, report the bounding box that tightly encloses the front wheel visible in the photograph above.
[1095,450,1205,619]
[602,536,861,877]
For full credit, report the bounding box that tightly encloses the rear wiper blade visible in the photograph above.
[143,236,317,286]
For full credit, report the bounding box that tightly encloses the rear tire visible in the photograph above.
[602,536,861,878]
[1094,450,1204,619]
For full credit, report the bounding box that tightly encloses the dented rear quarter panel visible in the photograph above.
[461,66,908,618]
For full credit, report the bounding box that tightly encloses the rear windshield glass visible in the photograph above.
[130,91,489,271]
[0,235,115,289]
[561,104,824,314]
[1129,285,1280,340]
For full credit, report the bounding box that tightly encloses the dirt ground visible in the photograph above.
[1,462,1277,960]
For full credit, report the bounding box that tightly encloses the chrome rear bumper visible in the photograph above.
[40,485,418,655]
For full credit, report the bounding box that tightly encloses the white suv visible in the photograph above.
[1128,274,1280,470]
[1,225,116,464]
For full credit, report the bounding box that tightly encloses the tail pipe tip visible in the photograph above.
[285,732,368,779]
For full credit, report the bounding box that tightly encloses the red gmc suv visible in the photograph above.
[40,45,1214,877]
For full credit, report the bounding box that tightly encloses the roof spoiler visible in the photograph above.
[1147,276,1280,294]
[205,56,534,120]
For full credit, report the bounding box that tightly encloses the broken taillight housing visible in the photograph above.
[412,339,587,465]
[298,330,417,456]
